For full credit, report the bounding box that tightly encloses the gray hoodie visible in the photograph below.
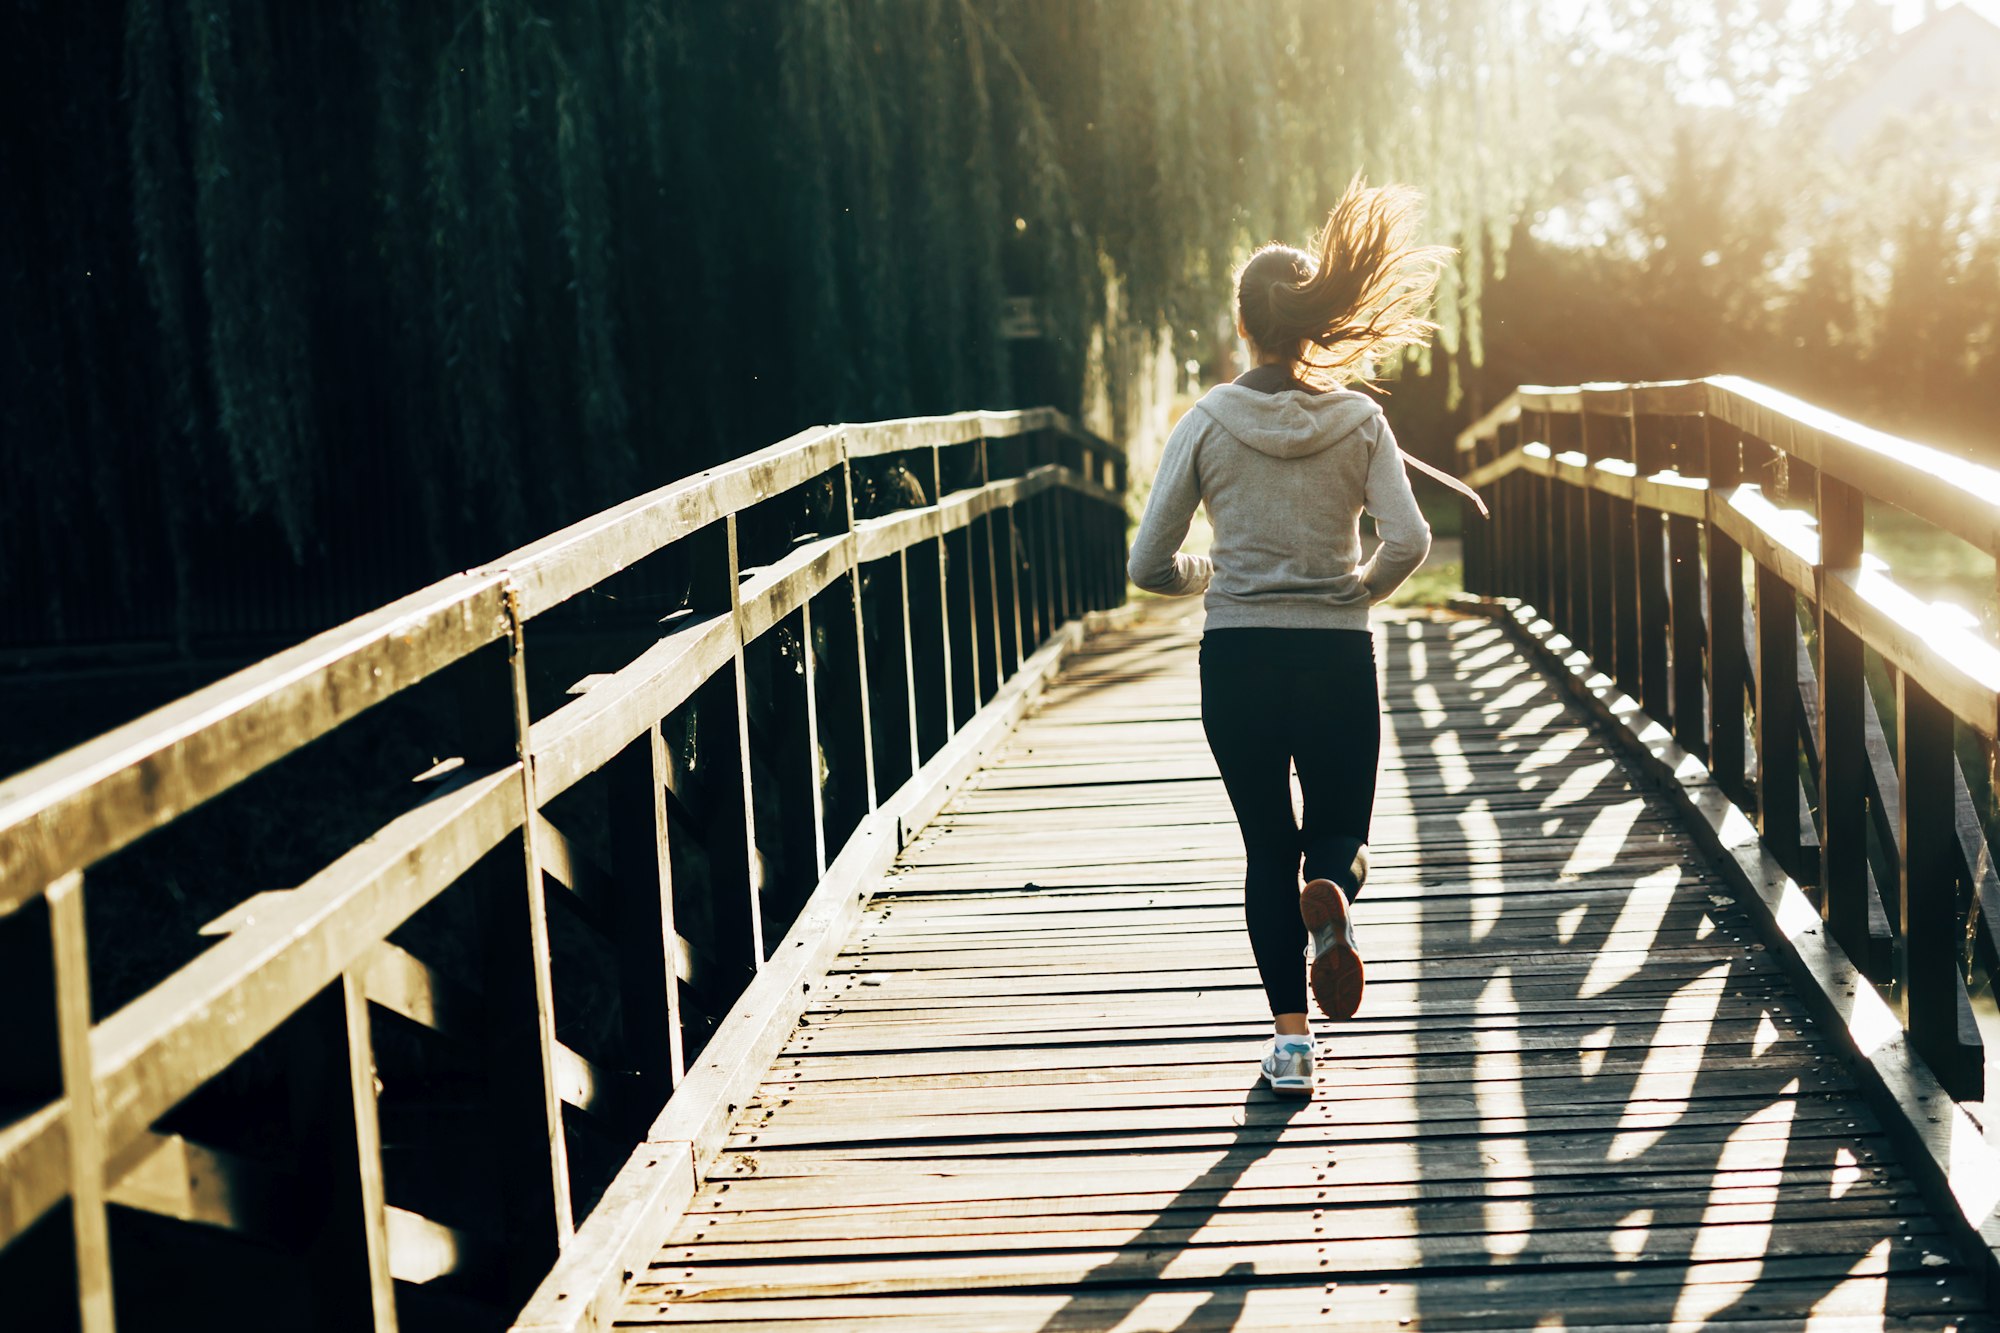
[1127,379,1432,631]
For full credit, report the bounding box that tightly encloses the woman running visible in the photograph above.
[1126,178,1456,1099]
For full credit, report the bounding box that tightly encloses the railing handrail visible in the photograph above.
[1455,377,2000,741]
[1458,375,2000,559]
[0,402,1129,1327]
[0,408,1119,910]
[1454,369,1998,1111]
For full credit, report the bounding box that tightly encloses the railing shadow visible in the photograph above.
[1389,614,1924,1329]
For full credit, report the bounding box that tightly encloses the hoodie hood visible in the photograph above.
[1191,383,1381,460]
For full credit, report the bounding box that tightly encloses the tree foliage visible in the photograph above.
[1408,0,2000,460]
[0,0,1544,649]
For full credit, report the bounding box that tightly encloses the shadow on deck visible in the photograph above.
[613,610,1988,1331]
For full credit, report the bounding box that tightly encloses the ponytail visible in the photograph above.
[1236,175,1452,390]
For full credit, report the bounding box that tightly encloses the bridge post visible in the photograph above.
[1569,410,1610,667]
[837,456,882,814]
[717,516,769,961]
[1598,394,1641,698]
[972,438,1004,700]
[946,516,982,720]
[1534,410,1560,620]
[288,974,398,1332]
[1632,409,1672,719]
[1545,410,1580,644]
[49,872,115,1333]
[1705,415,1749,805]
[459,598,575,1281]
[1667,419,1707,759]
[1898,672,1981,1098]
[608,723,686,1090]
[1755,555,1801,879]
[1051,473,1073,630]
[925,444,960,738]
[906,537,953,765]
[896,548,924,781]
[1462,427,1491,597]
[1816,474,1869,965]
[1485,418,1513,600]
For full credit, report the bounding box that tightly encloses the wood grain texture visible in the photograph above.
[619,611,1988,1331]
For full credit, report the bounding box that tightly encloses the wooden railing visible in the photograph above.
[0,409,1127,1331]
[1458,377,2000,1101]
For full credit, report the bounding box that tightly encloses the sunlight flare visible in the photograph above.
[1560,797,1646,877]
[1606,963,1730,1159]
[1540,758,1618,808]
[1670,1085,1801,1327]
[1832,1145,1863,1199]
[1578,867,1685,998]
[1431,727,1474,795]
[1610,1208,1653,1261]
[1475,971,1534,1257]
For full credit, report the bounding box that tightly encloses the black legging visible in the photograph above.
[1199,627,1379,1016]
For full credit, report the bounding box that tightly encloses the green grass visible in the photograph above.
[1379,559,1463,609]
[1866,500,1996,632]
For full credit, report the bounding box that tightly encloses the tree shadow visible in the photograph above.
[1387,613,1952,1330]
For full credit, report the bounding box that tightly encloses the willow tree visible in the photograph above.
[0,0,1551,654]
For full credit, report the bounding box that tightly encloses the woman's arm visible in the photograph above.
[1126,415,1213,597]
[1355,418,1433,602]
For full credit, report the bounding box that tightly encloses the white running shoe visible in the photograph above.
[1261,1035,1315,1099]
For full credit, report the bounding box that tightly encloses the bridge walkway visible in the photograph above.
[615,610,1987,1331]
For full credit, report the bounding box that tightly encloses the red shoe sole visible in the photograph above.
[1301,879,1364,1020]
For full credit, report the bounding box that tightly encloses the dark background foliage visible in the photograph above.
[1,0,1539,667]
[1,1,1075,656]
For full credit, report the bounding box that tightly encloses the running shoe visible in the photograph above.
[1260,1035,1315,1099]
[1301,877,1365,1019]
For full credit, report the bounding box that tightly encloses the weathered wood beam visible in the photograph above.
[0,575,512,909]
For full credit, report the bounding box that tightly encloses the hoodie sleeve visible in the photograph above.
[1355,417,1433,603]
[1126,412,1213,598]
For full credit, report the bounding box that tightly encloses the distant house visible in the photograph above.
[1821,4,2000,160]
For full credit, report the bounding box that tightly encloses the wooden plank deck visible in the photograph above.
[616,610,1991,1331]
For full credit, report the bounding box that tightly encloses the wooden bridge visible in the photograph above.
[7,384,2000,1331]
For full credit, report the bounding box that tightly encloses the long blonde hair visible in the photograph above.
[1236,176,1453,390]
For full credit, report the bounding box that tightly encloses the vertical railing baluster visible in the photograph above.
[1000,506,1025,674]
[1580,404,1604,657]
[719,518,768,959]
[1605,400,1640,696]
[1498,419,1522,603]
[799,599,829,876]
[464,589,576,1271]
[1756,560,1801,877]
[1538,413,1561,619]
[1052,481,1073,629]
[930,445,958,734]
[976,439,1005,696]
[291,969,396,1330]
[1706,415,1748,804]
[1667,416,1708,758]
[1900,672,1977,1096]
[339,972,398,1332]
[49,871,114,1333]
[1633,410,1671,717]
[898,548,922,780]
[609,721,685,1088]
[1462,430,1488,597]
[1817,474,1868,963]
[839,454,880,812]
[1561,412,1590,647]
